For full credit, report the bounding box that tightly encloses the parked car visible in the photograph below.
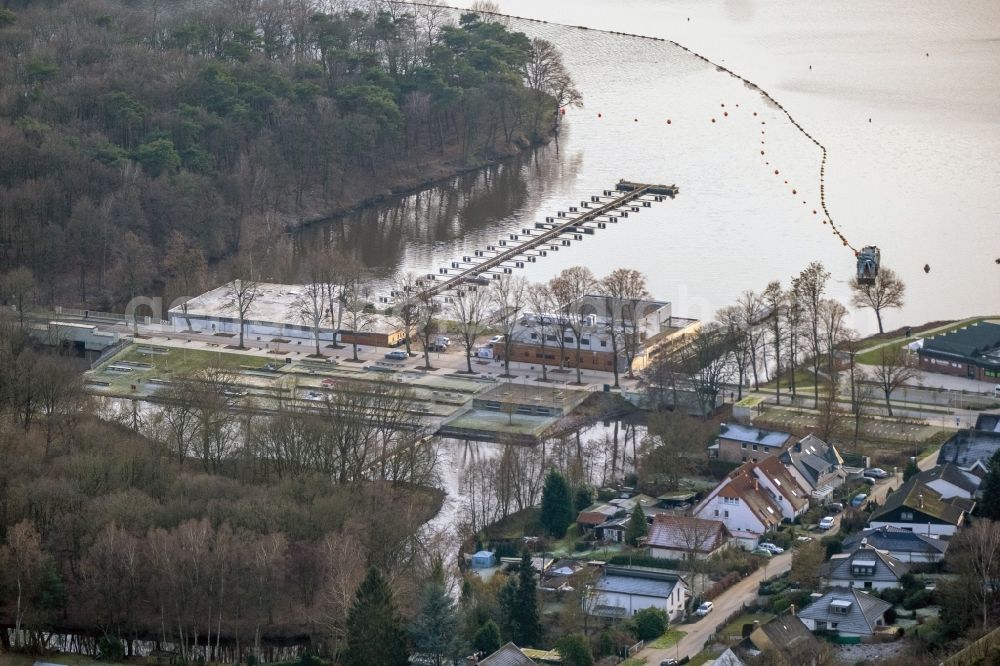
[864,468,889,479]
[818,516,836,530]
[751,548,773,558]
[660,660,679,666]
[828,502,844,514]
[694,601,714,617]
[859,476,876,486]
[384,350,408,360]
[758,542,785,555]
[851,493,868,508]
[427,343,447,352]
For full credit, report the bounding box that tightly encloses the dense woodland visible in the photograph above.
[0,0,577,310]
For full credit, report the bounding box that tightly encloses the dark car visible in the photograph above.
[427,343,447,352]
[828,502,844,514]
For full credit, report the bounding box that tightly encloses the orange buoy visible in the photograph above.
[760,150,765,155]
[812,210,817,214]
[711,118,716,123]
[724,111,728,117]
[753,112,757,116]
[560,108,566,115]
[598,112,602,117]
[774,170,779,175]
[721,103,725,107]
[792,189,797,194]
[667,119,671,124]
[634,118,638,122]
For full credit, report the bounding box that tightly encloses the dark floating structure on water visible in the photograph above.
[856,246,881,284]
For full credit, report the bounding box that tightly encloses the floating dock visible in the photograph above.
[414,180,677,298]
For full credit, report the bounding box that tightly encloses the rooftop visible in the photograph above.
[920,322,1000,364]
[797,588,892,636]
[595,565,685,599]
[937,428,1000,469]
[718,422,792,447]
[870,478,968,526]
[647,515,730,553]
[821,545,908,583]
[842,526,949,556]
[913,464,981,496]
[480,642,537,666]
[172,281,402,334]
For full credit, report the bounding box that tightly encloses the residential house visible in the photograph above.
[737,614,825,666]
[713,423,793,464]
[778,434,846,501]
[842,526,949,564]
[647,515,732,560]
[479,642,537,665]
[693,462,784,549]
[797,588,893,640]
[916,321,1000,382]
[913,464,981,500]
[754,456,810,521]
[819,544,908,591]
[590,565,688,621]
[936,427,1000,478]
[868,478,972,537]
[576,503,622,534]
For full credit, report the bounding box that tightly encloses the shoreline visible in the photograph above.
[281,133,553,234]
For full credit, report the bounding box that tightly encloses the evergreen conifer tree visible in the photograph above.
[555,633,594,666]
[513,551,542,647]
[903,458,920,482]
[472,620,502,655]
[626,504,648,545]
[541,469,574,537]
[979,449,1000,520]
[410,561,466,666]
[345,567,409,666]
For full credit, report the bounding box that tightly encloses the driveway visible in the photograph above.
[638,551,792,664]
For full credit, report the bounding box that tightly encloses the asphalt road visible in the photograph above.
[639,551,793,664]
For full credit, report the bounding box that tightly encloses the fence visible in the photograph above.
[90,336,133,369]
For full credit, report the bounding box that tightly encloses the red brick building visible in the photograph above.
[917,321,1000,382]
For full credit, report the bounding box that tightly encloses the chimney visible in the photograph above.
[754,478,759,491]
[861,537,868,548]
[918,493,924,509]
[790,604,796,616]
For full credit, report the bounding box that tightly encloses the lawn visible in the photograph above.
[719,612,775,639]
[647,628,687,649]
[619,658,646,666]
[855,316,999,365]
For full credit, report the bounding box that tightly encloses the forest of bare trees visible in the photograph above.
[0,0,578,311]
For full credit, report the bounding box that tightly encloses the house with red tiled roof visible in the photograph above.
[647,515,732,560]
[754,456,810,520]
[693,463,784,549]
[693,456,812,549]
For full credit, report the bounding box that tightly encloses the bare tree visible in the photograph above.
[522,38,582,134]
[762,281,786,405]
[162,231,207,330]
[224,277,261,350]
[342,280,375,363]
[550,267,596,385]
[0,520,44,648]
[414,290,441,370]
[600,268,649,387]
[453,285,490,374]
[490,274,528,378]
[1,267,36,326]
[844,335,874,447]
[292,279,329,358]
[851,266,905,334]
[682,323,732,418]
[717,304,753,401]
[792,261,831,408]
[951,519,1000,629]
[737,289,766,389]
[390,272,422,357]
[526,281,556,381]
[868,345,918,416]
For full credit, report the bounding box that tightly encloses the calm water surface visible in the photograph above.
[298,1,1000,334]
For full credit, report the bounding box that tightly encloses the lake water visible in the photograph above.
[297,0,1000,334]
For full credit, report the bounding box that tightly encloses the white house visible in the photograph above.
[590,565,688,621]
[693,460,792,549]
[868,478,972,538]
